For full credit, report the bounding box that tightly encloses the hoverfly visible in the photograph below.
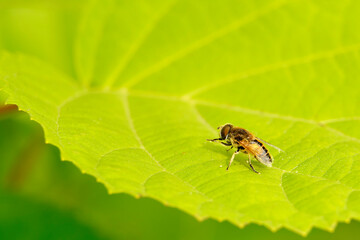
[207,123,282,174]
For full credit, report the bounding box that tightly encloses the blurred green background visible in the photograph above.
[1,1,360,239]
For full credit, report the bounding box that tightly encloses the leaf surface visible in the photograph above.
[1,0,360,235]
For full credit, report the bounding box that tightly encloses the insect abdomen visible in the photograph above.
[252,139,273,166]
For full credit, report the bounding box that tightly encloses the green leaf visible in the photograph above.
[1,110,360,240]
[1,0,360,235]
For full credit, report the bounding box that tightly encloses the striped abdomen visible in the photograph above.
[251,139,273,166]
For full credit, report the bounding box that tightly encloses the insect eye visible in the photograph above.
[220,124,232,139]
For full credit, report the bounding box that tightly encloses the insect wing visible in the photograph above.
[256,137,283,152]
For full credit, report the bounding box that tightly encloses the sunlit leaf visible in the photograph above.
[1,0,360,235]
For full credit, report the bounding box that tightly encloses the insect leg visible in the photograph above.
[226,146,233,151]
[220,142,233,151]
[248,153,260,174]
[227,148,240,170]
[238,146,247,154]
[220,142,232,146]
[207,138,223,142]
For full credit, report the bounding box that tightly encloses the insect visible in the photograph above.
[207,123,282,174]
